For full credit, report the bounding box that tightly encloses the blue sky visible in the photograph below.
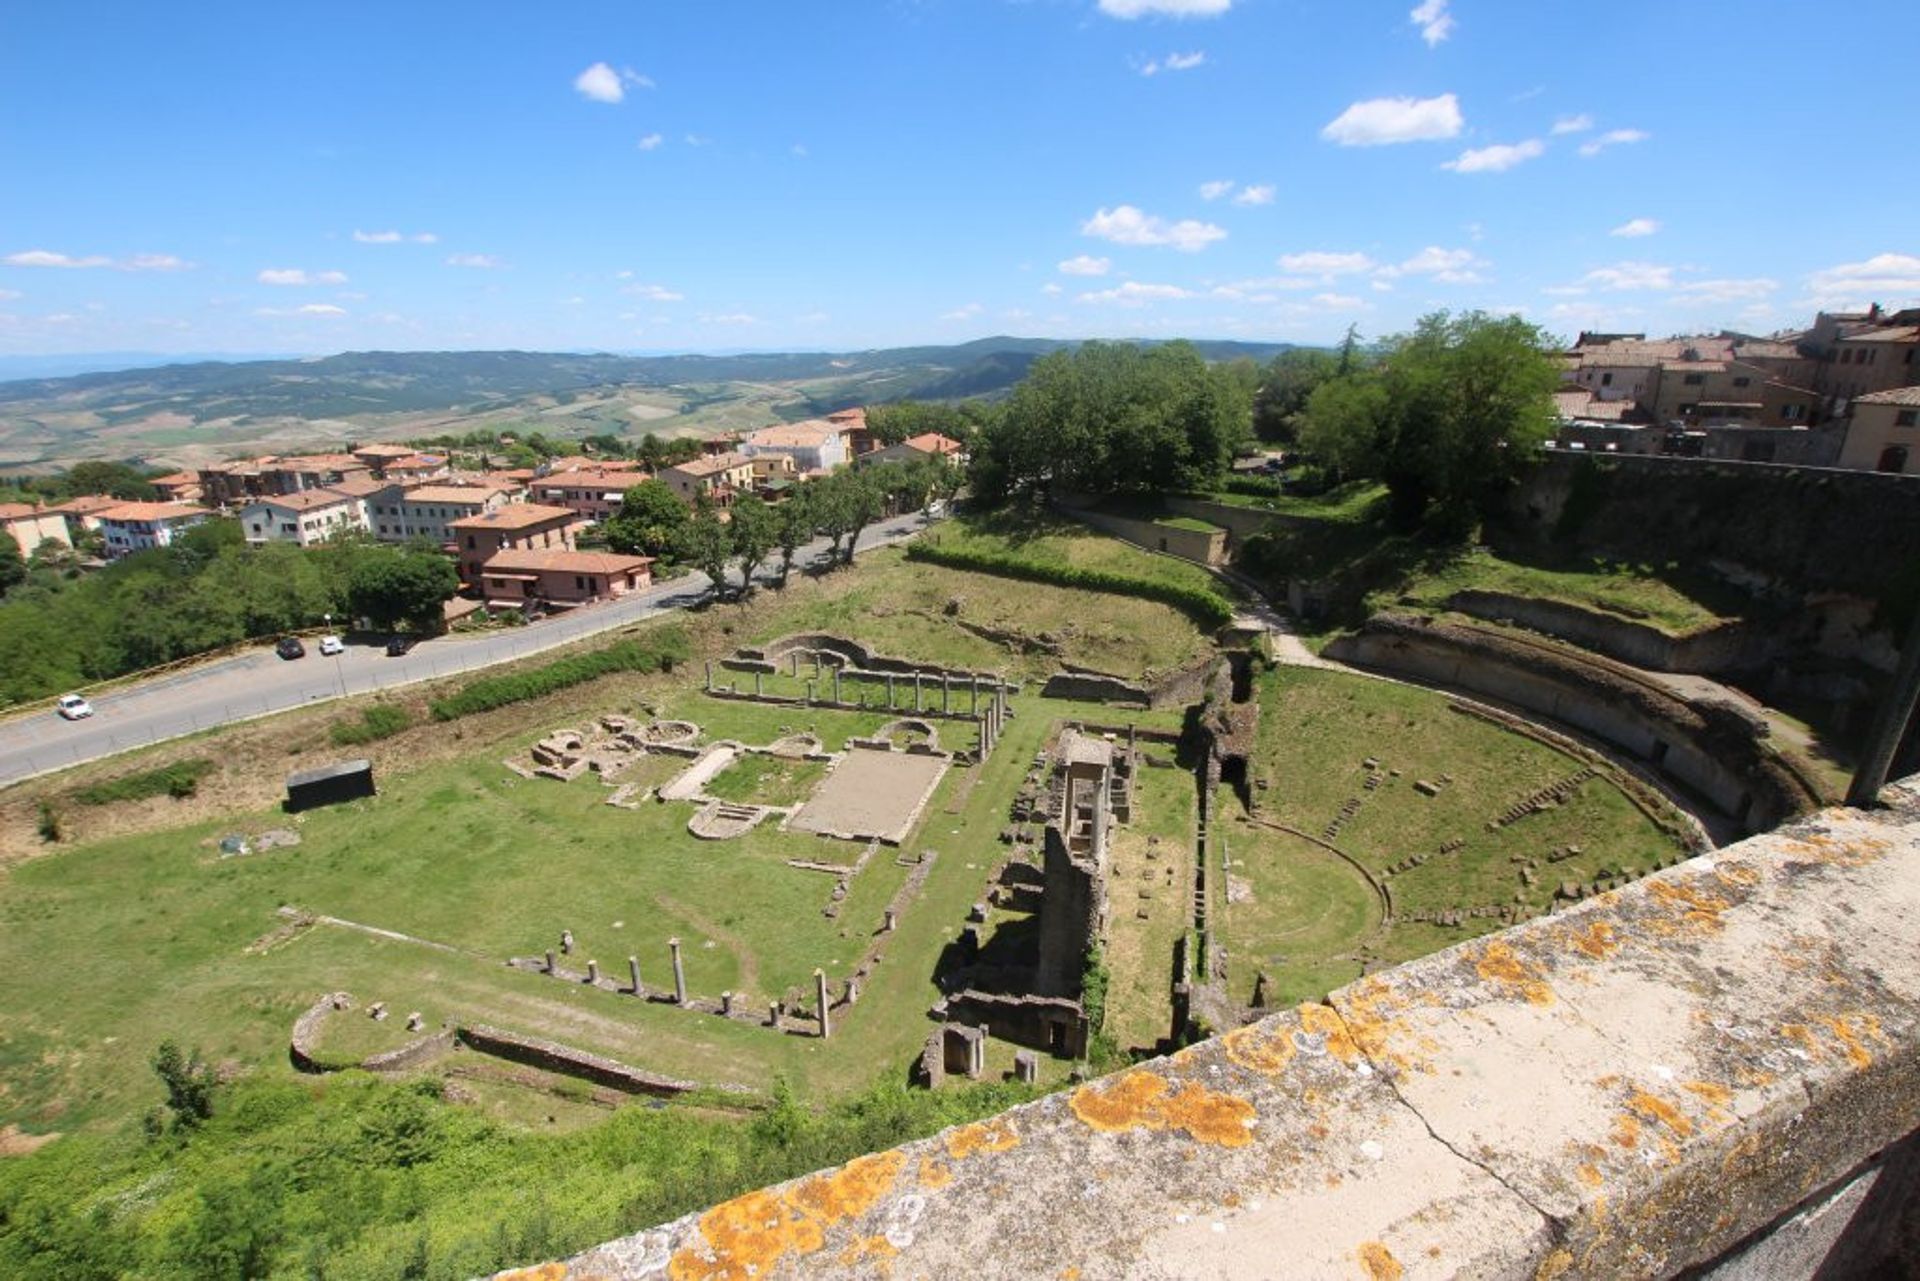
[3,0,1917,358]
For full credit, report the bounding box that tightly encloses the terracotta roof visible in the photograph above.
[900,432,963,456]
[481,548,654,574]
[449,502,578,531]
[542,456,642,475]
[667,452,751,478]
[269,454,370,473]
[1856,386,1920,407]
[325,475,391,498]
[536,468,640,491]
[50,494,124,516]
[1660,360,1731,373]
[98,501,208,523]
[403,485,507,506]
[151,471,198,485]
[0,502,55,521]
[245,488,362,513]
[745,421,839,448]
[351,442,417,458]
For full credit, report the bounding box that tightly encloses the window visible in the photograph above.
[1683,373,1705,386]
[1898,410,1918,428]
[466,535,476,549]
[1732,376,1751,387]
[1600,372,1613,387]
[1878,445,1909,474]
[1841,349,1854,364]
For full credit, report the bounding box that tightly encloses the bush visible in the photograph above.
[36,801,60,842]
[428,628,691,722]
[905,542,1234,629]
[330,704,412,746]
[73,758,215,806]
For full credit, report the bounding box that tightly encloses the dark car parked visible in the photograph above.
[384,634,415,657]
[275,636,306,660]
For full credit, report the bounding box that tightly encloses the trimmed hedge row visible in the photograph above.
[74,758,215,806]
[428,628,691,722]
[905,542,1234,628]
[330,703,412,746]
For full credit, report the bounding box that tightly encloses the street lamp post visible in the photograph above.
[324,613,346,697]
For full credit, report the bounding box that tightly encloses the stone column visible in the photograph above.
[942,672,951,714]
[670,938,687,1005]
[792,651,801,677]
[561,929,574,955]
[769,1000,781,1027]
[629,955,643,997]
[845,977,859,1005]
[805,678,817,704]
[970,676,980,715]
[815,968,831,1039]
[913,672,923,712]
[586,959,599,985]
[832,668,842,705]
[1014,1049,1038,1084]
[545,949,556,975]
[883,908,898,933]
[814,653,823,680]
[721,990,734,1016]
[754,670,763,697]
[886,673,895,708]
[705,660,714,692]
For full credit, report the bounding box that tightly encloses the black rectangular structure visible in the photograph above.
[285,759,376,812]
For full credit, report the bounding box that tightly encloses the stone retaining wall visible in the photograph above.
[513,779,1920,1280]
[1327,613,1821,833]
[455,1025,701,1097]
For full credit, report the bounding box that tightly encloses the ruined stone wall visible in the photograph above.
[1039,652,1217,710]
[454,1025,698,1097]
[1035,825,1102,998]
[1161,495,1278,545]
[1503,453,1920,608]
[1057,504,1227,566]
[518,780,1920,1281]
[1326,613,1822,832]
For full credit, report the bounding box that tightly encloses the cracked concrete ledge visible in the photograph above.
[491,779,1920,1281]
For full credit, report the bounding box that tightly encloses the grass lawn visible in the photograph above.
[1383,546,1744,636]
[701,754,831,806]
[755,543,1215,680]
[1155,515,1223,534]
[1099,760,1197,1056]
[1224,664,1690,1008]
[917,507,1224,598]
[1200,481,1387,521]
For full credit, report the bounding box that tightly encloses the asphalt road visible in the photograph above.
[0,511,939,788]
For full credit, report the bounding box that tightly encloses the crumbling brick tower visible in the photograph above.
[1035,731,1116,996]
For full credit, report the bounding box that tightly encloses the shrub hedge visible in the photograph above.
[427,628,690,722]
[904,542,1233,628]
[329,703,413,746]
[73,758,215,806]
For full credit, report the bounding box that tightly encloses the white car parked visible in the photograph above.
[318,635,344,656]
[56,693,93,720]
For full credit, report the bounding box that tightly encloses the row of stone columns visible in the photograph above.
[549,933,847,1040]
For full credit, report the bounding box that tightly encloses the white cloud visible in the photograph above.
[298,303,347,316]
[700,312,758,325]
[1803,253,1920,308]
[1098,0,1231,18]
[683,133,712,147]
[1312,292,1365,309]
[1578,128,1649,157]
[1279,251,1377,277]
[1058,255,1112,276]
[1442,139,1544,174]
[1081,204,1226,252]
[0,289,18,301]
[1675,278,1778,304]
[352,229,433,244]
[1576,261,1674,291]
[1141,50,1207,75]
[257,268,347,286]
[636,133,664,151]
[4,248,189,272]
[1610,218,1660,238]
[5,249,111,269]
[1550,113,1594,135]
[622,283,684,301]
[446,253,502,269]
[1382,246,1487,283]
[1198,180,1235,201]
[574,61,651,104]
[1211,276,1317,302]
[791,143,809,157]
[1321,93,1463,146]
[941,302,986,320]
[1410,0,1454,46]
[1078,281,1193,305]
[1233,184,1275,206]
[1040,282,1064,296]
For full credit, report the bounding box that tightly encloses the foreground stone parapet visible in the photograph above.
[495,782,1920,1280]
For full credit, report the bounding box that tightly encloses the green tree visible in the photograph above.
[0,531,24,596]
[728,494,777,597]
[1300,310,1560,532]
[676,500,733,596]
[604,479,689,558]
[151,1040,218,1129]
[772,487,814,587]
[1252,348,1339,444]
[347,547,458,632]
[838,470,885,564]
[65,461,158,501]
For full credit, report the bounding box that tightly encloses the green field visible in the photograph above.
[916,508,1225,598]
[1223,664,1690,1007]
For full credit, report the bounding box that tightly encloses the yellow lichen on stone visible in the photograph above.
[1820,1013,1887,1069]
[1625,1090,1694,1139]
[1069,1070,1257,1147]
[1297,1002,1362,1063]
[1335,977,1440,1074]
[668,1151,905,1281]
[1357,1241,1404,1279]
[1569,920,1622,960]
[496,1266,568,1281]
[1535,1248,1575,1280]
[917,1157,952,1190]
[1682,1080,1733,1122]
[1223,1021,1296,1074]
[1474,940,1555,1006]
[944,1117,1020,1161]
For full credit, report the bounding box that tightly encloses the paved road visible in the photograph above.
[0,512,939,788]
